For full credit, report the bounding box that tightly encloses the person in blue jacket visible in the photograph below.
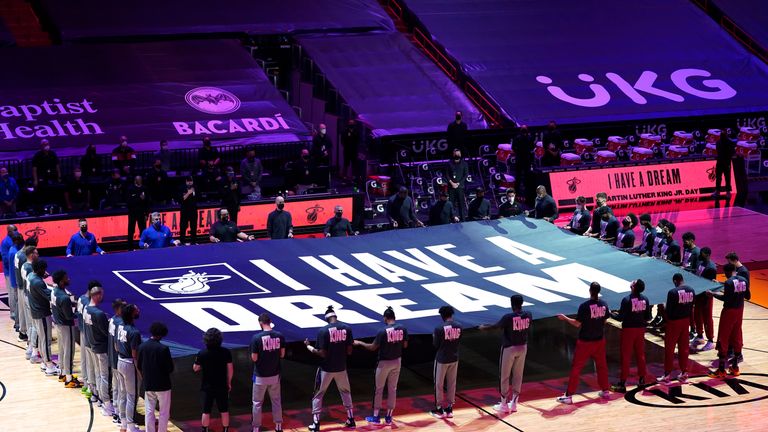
[66,219,106,257]
[140,212,180,249]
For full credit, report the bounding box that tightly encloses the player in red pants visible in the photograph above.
[556,282,610,404]
[610,279,652,393]
[691,247,717,352]
[708,263,750,378]
[658,273,695,384]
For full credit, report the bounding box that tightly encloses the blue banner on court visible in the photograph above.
[49,218,720,355]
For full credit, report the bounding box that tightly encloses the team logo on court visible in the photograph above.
[706,167,716,182]
[185,87,241,115]
[144,270,231,295]
[625,373,768,408]
[113,263,269,300]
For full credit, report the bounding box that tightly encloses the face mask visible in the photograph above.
[154,164,161,169]
[622,219,630,227]
[44,146,51,151]
[186,182,193,188]
[221,215,229,222]
[656,226,663,233]
[153,221,162,229]
[302,154,309,160]
[507,196,515,204]
[576,205,583,211]
[335,212,343,218]
[455,115,461,121]
[277,203,285,210]
[74,172,82,179]
[80,226,87,233]
[227,172,235,177]
[453,156,461,161]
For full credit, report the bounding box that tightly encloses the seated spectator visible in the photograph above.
[0,167,19,217]
[154,140,171,172]
[112,136,136,174]
[198,137,220,168]
[240,147,263,197]
[145,159,171,206]
[102,169,125,210]
[80,144,102,179]
[65,167,90,211]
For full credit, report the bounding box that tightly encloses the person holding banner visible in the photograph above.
[583,192,612,238]
[609,279,651,393]
[563,196,590,235]
[387,187,423,229]
[140,212,180,249]
[324,205,356,237]
[497,189,525,218]
[614,213,638,250]
[267,197,294,240]
[526,185,558,222]
[354,307,409,425]
[556,282,611,404]
[657,273,695,384]
[210,209,254,243]
[305,306,356,432]
[66,218,106,256]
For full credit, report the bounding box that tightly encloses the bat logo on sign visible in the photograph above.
[185,87,241,115]
[567,177,581,193]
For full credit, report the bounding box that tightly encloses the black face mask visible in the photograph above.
[622,220,631,227]
[277,203,285,210]
[154,165,161,170]
[221,216,230,222]
[335,212,343,218]
[455,115,461,121]
[80,226,88,233]
[453,156,461,162]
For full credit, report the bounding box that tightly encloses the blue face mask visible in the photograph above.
[153,221,162,229]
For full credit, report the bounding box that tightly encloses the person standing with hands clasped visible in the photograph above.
[556,282,610,404]
[430,306,462,419]
[250,313,285,432]
[137,322,174,432]
[194,328,233,432]
[355,307,409,426]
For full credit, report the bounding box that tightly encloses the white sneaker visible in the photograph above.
[127,425,141,432]
[657,374,672,384]
[678,372,689,384]
[598,390,610,399]
[100,402,115,416]
[493,402,510,413]
[508,393,519,412]
[556,394,572,404]
[44,367,58,376]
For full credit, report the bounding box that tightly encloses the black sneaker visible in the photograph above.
[343,418,356,428]
[444,406,453,418]
[308,422,320,432]
[610,383,627,393]
[112,414,121,424]
[429,407,445,419]
[648,316,661,328]
[638,377,647,388]
[17,332,28,342]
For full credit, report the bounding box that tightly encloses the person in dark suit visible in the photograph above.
[714,129,735,196]
[512,126,534,194]
[429,192,458,225]
[446,111,468,154]
[445,149,468,221]
[126,176,148,250]
[467,187,490,221]
[387,187,423,229]
[526,185,558,222]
